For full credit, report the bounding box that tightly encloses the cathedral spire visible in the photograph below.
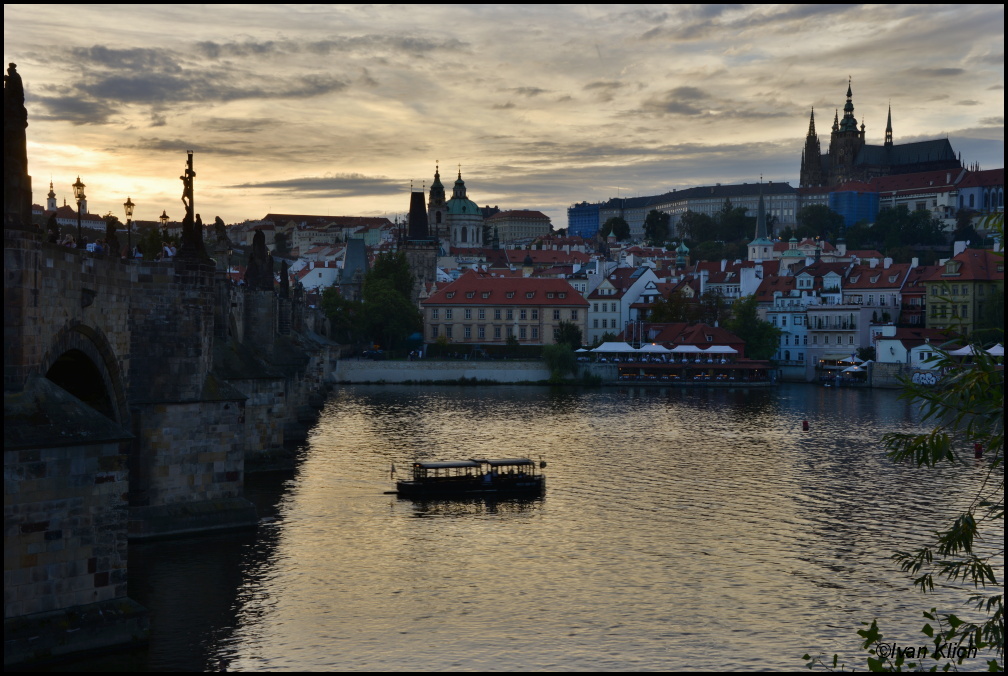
[884,103,893,147]
[807,107,817,137]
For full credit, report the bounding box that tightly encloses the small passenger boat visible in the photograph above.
[395,457,545,500]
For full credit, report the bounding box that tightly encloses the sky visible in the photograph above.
[4,4,1004,230]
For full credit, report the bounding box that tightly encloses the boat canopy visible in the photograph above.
[413,460,482,470]
[472,458,535,467]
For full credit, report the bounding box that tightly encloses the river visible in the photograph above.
[51,383,1002,671]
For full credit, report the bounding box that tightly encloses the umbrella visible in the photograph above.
[704,345,738,354]
[638,343,671,353]
[670,344,703,353]
[987,343,1004,357]
[591,341,637,352]
[947,345,981,357]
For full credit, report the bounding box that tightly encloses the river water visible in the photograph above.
[61,383,1002,671]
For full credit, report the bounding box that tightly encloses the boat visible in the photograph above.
[394,457,545,500]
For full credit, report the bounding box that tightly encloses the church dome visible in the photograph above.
[447,196,482,215]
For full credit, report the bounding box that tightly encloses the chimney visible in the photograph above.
[883,257,892,269]
[869,258,877,268]
[911,257,919,268]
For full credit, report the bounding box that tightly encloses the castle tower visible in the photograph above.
[799,107,824,188]
[403,190,438,306]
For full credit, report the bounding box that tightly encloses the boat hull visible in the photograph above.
[396,476,545,500]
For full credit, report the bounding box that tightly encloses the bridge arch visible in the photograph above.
[42,323,129,426]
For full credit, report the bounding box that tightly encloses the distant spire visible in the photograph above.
[884,103,893,147]
[807,107,817,137]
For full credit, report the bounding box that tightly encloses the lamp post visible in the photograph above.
[123,196,135,258]
[159,210,169,232]
[72,176,85,248]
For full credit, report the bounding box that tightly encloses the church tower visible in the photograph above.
[827,78,866,185]
[427,162,446,241]
[47,180,57,211]
[799,108,824,188]
[884,104,893,147]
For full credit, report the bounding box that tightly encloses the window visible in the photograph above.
[494,309,501,320]
[526,292,535,299]
[782,316,787,326]
[531,327,538,339]
[531,309,538,320]
[848,335,854,344]
[432,308,439,320]
[520,310,527,320]
[431,325,438,338]
[464,327,472,339]
[519,327,526,339]
[593,319,599,328]
[553,310,560,320]
[494,327,501,339]
[571,310,578,320]
[466,291,474,298]
[593,303,598,312]
[478,309,485,320]
[445,309,453,320]
[446,326,453,339]
[464,309,472,320]
[506,309,513,320]
[478,326,485,339]
[602,319,607,328]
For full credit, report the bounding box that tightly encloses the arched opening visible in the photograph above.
[46,349,116,420]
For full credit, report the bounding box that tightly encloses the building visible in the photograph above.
[567,201,600,239]
[585,266,660,345]
[487,210,552,245]
[422,270,588,347]
[428,165,484,249]
[921,247,1004,336]
[799,80,962,189]
[402,191,439,306]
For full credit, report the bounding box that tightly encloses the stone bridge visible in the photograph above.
[4,63,334,666]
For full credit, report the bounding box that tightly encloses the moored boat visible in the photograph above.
[395,457,545,500]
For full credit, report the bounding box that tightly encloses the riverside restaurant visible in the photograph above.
[585,342,776,386]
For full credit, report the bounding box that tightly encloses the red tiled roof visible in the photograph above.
[921,248,1004,283]
[422,270,588,306]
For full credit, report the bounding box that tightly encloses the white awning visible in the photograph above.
[591,341,637,352]
[670,344,703,353]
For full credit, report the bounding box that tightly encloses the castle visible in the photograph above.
[799,80,962,188]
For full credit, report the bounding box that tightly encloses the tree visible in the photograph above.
[715,198,752,242]
[600,216,630,241]
[360,277,421,351]
[797,204,845,241]
[554,321,582,350]
[321,286,364,345]
[724,295,781,360]
[542,343,577,383]
[643,209,670,246]
[365,250,414,300]
[697,289,727,326]
[677,210,716,242]
[647,289,696,323]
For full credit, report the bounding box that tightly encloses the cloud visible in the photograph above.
[231,173,405,198]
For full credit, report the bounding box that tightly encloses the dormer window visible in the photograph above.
[446,291,455,299]
[547,292,555,299]
[558,292,566,299]
[482,291,490,299]
[506,292,515,299]
[526,292,535,299]
[466,291,475,298]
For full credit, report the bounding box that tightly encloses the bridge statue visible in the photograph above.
[177,150,208,259]
[4,62,32,230]
[243,228,275,290]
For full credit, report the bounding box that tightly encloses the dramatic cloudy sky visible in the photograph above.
[4,4,1004,229]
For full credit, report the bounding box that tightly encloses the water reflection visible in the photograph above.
[43,383,1002,671]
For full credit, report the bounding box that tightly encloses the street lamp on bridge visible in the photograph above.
[159,209,169,233]
[123,196,135,257]
[72,176,85,248]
